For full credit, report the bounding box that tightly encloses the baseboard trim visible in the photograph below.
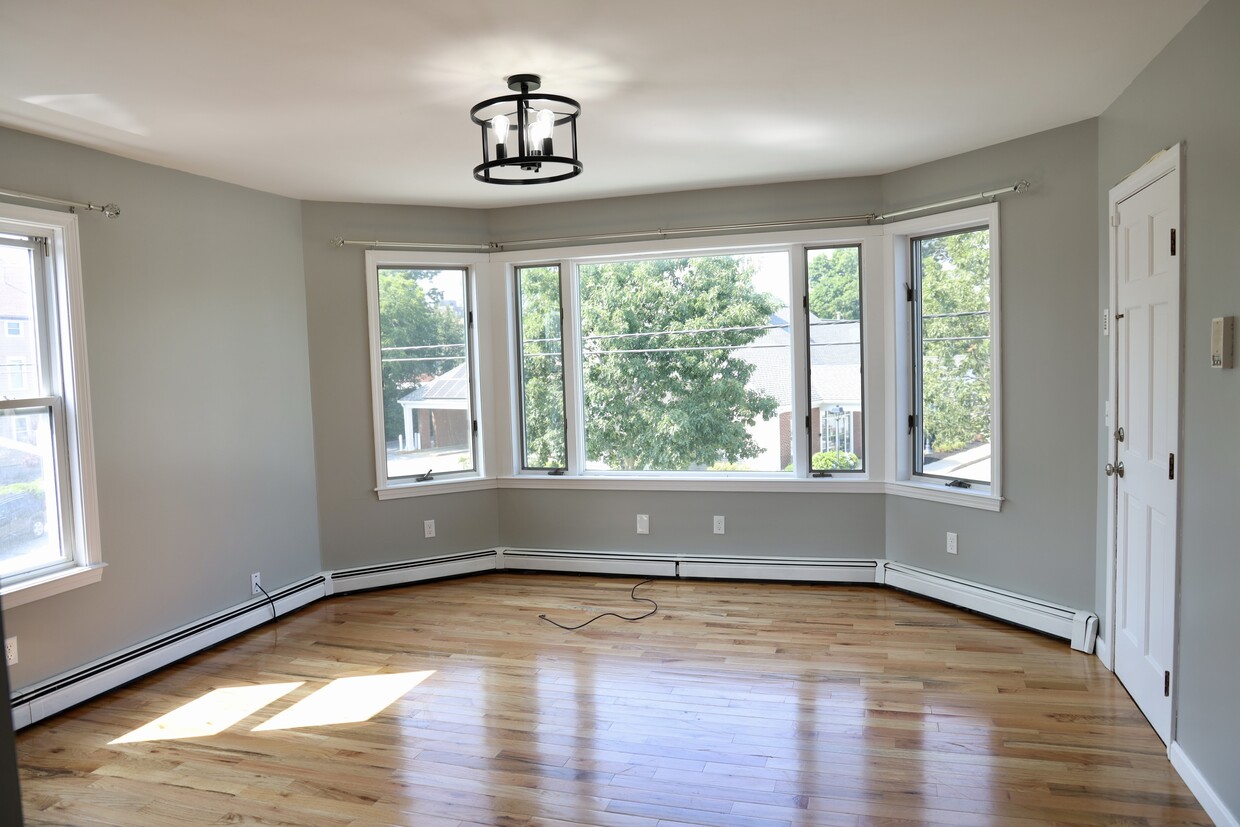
[1169,740,1238,827]
[883,562,1098,652]
[497,548,880,583]
[10,574,326,729]
[327,549,499,594]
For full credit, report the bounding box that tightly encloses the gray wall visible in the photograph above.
[0,126,322,688]
[501,490,885,558]
[882,120,1101,610]
[1098,0,1240,812]
[300,202,500,569]
[0,612,21,826]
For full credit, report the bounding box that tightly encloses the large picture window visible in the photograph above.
[576,252,790,473]
[0,206,101,606]
[368,261,477,488]
[911,226,994,485]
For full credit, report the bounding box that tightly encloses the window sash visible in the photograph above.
[805,244,865,475]
[910,226,994,486]
[515,264,567,471]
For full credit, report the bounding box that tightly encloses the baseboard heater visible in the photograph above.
[883,562,1098,653]
[498,548,880,583]
[327,549,499,594]
[9,574,326,729]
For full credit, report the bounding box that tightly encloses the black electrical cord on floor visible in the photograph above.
[539,579,658,630]
[256,583,277,622]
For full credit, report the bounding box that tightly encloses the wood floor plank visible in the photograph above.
[17,573,1213,826]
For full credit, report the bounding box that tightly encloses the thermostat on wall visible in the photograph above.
[1211,316,1234,369]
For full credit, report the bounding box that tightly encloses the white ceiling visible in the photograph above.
[0,1,1205,209]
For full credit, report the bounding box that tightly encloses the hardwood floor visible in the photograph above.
[17,573,1211,826]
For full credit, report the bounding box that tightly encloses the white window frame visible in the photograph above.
[495,228,886,493]
[364,250,496,499]
[884,204,1002,510]
[0,204,103,608]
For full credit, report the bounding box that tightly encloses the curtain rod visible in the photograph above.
[331,180,1029,252]
[0,187,120,218]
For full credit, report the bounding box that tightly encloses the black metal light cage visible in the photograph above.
[471,75,582,185]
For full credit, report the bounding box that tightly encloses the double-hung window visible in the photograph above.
[365,251,482,495]
[0,205,101,606]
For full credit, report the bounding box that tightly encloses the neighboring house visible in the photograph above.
[396,362,470,452]
[0,253,36,445]
[738,309,862,470]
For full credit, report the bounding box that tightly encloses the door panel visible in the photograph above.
[1112,169,1179,745]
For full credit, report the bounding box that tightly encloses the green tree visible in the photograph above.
[377,269,465,440]
[917,230,991,454]
[573,256,780,471]
[807,246,860,321]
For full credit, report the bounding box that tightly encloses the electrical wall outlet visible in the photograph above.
[424,519,436,539]
[713,515,725,534]
[636,514,649,535]
[5,636,17,666]
[251,572,262,595]
[946,532,958,555]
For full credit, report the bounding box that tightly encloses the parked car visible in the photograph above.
[0,490,46,543]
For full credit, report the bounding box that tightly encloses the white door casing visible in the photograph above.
[1105,145,1181,746]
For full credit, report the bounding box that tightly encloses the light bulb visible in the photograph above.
[490,114,510,147]
[529,108,554,153]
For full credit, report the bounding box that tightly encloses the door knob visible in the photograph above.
[1114,461,1125,478]
[1105,463,1115,476]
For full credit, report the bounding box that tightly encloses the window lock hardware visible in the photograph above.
[811,470,834,478]
[907,414,916,434]
[905,282,915,302]
[945,479,972,489]
[415,469,434,482]
[547,467,566,476]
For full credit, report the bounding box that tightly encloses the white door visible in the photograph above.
[1111,155,1180,745]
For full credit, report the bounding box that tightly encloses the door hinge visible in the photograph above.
[1170,229,1177,256]
[1164,671,1171,697]
[1168,452,1175,480]
[905,283,915,303]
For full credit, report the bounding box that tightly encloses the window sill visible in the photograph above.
[499,475,886,494]
[885,480,1003,511]
[1,563,106,609]
[376,477,499,500]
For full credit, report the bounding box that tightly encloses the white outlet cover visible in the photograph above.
[424,519,436,538]
[4,636,16,665]
[713,515,725,534]
[636,514,649,534]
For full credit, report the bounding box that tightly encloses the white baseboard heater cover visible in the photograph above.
[9,574,326,730]
[883,562,1098,653]
[328,550,499,594]
[498,548,880,584]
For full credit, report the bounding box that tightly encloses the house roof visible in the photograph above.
[399,363,470,410]
[738,310,861,410]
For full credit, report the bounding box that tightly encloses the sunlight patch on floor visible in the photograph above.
[110,682,303,744]
[252,671,435,732]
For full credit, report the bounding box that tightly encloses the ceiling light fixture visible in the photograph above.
[471,74,582,185]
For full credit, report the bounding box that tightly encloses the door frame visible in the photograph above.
[1102,142,1184,737]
